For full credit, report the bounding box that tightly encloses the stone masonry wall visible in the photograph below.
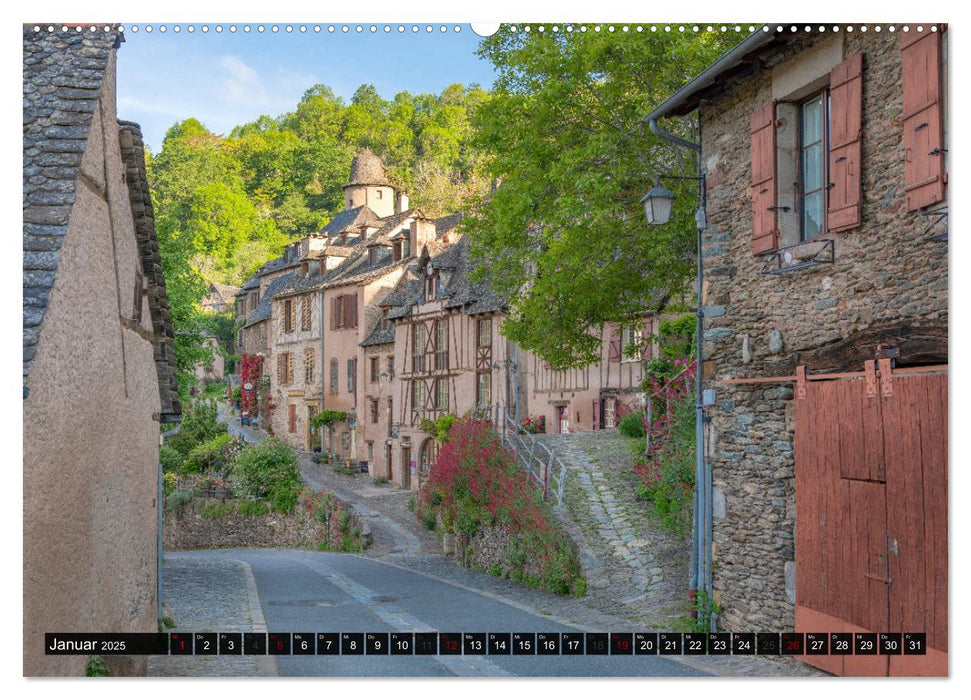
[699,31,948,631]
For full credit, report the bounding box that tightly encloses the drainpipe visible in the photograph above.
[158,421,182,624]
[648,118,713,626]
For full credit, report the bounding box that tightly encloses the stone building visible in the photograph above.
[200,281,239,313]
[647,26,947,675]
[23,25,180,676]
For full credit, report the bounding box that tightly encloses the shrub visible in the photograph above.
[167,400,228,457]
[417,417,585,596]
[300,488,363,552]
[373,476,389,485]
[618,413,646,438]
[231,438,302,514]
[165,489,194,517]
[184,433,237,474]
[201,501,233,519]
[162,472,178,496]
[237,500,270,517]
[159,445,184,473]
[634,361,696,534]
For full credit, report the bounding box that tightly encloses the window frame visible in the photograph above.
[798,89,830,242]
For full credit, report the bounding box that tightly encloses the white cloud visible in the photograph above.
[217,55,268,105]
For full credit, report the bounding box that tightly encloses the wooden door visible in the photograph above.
[402,446,411,490]
[386,444,393,482]
[558,406,569,434]
[794,365,947,676]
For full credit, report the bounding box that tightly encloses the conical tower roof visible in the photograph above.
[343,148,392,188]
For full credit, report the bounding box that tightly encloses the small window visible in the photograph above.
[370,399,379,424]
[304,347,315,384]
[347,358,357,394]
[387,355,395,381]
[412,324,426,373]
[800,92,828,241]
[370,357,380,382]
[376,189,383,199]
[341,432,351,451]
[620,327,644,362]
[435,378,449,410]
[301,296,312,331]
[329,358,338,394]
[435,320,449,370]
[412,380,425,412]
[477,318,492,348]
[476,372,491,409]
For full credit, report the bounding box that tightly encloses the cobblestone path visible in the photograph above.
[535,430,687,630]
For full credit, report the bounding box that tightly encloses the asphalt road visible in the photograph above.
[173,549,709,677]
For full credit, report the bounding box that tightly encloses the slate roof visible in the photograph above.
[23,25,122,392]
[245,272,298,327]
[118,121,181,419]
[344,148,392,187]
[209,282,240,302]
[360,325,396,347]
[435,212,464,236]
[318,204,381,237]
[385,235,505,320]
[239,274,260,293]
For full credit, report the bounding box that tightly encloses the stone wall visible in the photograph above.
[164,498,371,551]
[699,31,948,631]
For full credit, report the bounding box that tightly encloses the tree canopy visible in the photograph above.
[464,26,743,370]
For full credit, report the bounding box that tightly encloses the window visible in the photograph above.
[329,358,338,394]
[620,327,644,362]
[381,308,390,330]
[341,432,351,451]
[367,441,374,461]
[434,320,449,370]
[277,353,293,385]
[800,92,827,241]
[376,189,383,199]
[301,295,312,331]
[477,318,492,347]
[370,399,379,424]
[347,358,357,394]
[387,356,395,381]
[370,357,380,382]
[476,372,491,409]
[304,347,315,384]
[750,54,863,255]
[435,378,448,410]
[387,398,394,436]
[412,380,425,412]
[284,299,295,333]
[332,293,357,330]
[425,272,438,301]
[412,324,426,372]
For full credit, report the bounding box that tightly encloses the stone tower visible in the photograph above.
[342,148,396,217]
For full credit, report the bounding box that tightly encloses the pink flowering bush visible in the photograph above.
[418,418,584,596]
[635,359,696,534]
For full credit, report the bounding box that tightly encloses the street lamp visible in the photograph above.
[641,168,711,628]
[640,181,676,225]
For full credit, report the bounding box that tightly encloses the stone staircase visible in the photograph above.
[534,431,689,628]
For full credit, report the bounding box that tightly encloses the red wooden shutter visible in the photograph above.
[750,102,778,255]
[592,400,601,430]
[828,54,864,231]
[608,330,621,362]
[288,404,296,433]
[901,30,945,211]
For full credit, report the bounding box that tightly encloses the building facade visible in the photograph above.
[23,26,180,676]
[648,26,947,675]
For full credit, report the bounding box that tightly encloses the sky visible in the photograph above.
[116,24,500,152]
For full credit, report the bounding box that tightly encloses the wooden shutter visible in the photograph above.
[330,297,337,330]
[750,102,779,255]
[348,293,358,329]
[592,400,601,430]
[288,404,296,433]
[608,329,622,362]
[641,318,653,361]
[901,30,945,211]
[828,54,863,231]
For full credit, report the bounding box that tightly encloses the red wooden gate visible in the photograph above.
[794,363,947,676]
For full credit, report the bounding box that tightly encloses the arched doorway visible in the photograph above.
[419,438,438,476]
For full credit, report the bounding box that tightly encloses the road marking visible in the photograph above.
[289,554,512,677]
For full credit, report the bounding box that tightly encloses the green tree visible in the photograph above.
[465,26,742,369]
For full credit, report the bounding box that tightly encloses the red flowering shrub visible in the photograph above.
[635,359,696,533]
[418,418,584,596]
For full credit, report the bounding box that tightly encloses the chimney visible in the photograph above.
[397,192,409,214]
[410,218,437,253]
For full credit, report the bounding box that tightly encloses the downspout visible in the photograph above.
[648,118,713,627]
[158,421,182,624]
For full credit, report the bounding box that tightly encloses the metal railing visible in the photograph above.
[496,405,568,506]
